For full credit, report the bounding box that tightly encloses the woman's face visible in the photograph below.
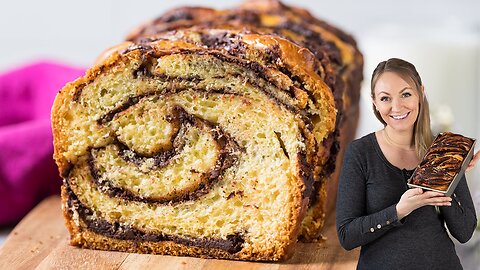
[373,71,421,132]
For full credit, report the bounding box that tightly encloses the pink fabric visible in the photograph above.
[0,61,84,225]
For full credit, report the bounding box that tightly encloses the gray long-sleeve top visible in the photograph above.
[336,133,477,270]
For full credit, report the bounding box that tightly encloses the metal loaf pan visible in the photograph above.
[407,134,476,197]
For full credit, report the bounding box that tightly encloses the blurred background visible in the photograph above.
[1,0,479,267]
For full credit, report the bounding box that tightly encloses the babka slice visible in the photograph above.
[126,0,364,241]
[52,32,336,260]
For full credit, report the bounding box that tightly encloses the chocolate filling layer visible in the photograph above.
[308,132,337,207]
[275,131,289,159]
[298,150,314,200]
[97,93,153,125]
[97,86,241,127]
[71,48,318,210]
[90,105,243,204]
[177,49,298,109]
[90,49,302,121]
[65,182,245,254]
[199,31,247,56]
[127,46,301,114]
[135,50,316,134]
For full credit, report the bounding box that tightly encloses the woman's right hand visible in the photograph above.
[396,188,452,220]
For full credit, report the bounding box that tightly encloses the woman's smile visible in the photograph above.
[390,112,410,120]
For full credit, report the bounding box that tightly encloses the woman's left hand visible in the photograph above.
[466,150,480,172]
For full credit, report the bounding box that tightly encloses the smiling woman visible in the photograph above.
[336,58,479,270]
[370,58,432,159]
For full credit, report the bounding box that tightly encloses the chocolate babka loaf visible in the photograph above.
[52,28,337,260]
[126,0,363,241]
[53,0,363,260]
[410,132,475,192]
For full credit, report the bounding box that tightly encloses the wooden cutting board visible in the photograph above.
[0,196,359,269]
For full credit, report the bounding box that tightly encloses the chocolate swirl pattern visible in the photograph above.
[91,105,243,204]
[410,132,474,191]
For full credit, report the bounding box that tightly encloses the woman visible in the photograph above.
[336,58,479,269]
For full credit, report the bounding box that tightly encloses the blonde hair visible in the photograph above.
[371,58,433,158]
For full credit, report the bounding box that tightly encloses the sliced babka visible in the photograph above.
[52,30,336,260]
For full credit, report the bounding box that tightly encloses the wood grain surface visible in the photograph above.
[0,196,359,269]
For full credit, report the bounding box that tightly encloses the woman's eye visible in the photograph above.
[380,96,389,102]
[402,92,412,98]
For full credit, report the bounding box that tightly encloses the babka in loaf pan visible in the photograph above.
[408,132,475,196]
[52,29,336,260]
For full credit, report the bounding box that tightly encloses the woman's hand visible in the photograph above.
[466,150,480,172]
[396,188,452,220]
